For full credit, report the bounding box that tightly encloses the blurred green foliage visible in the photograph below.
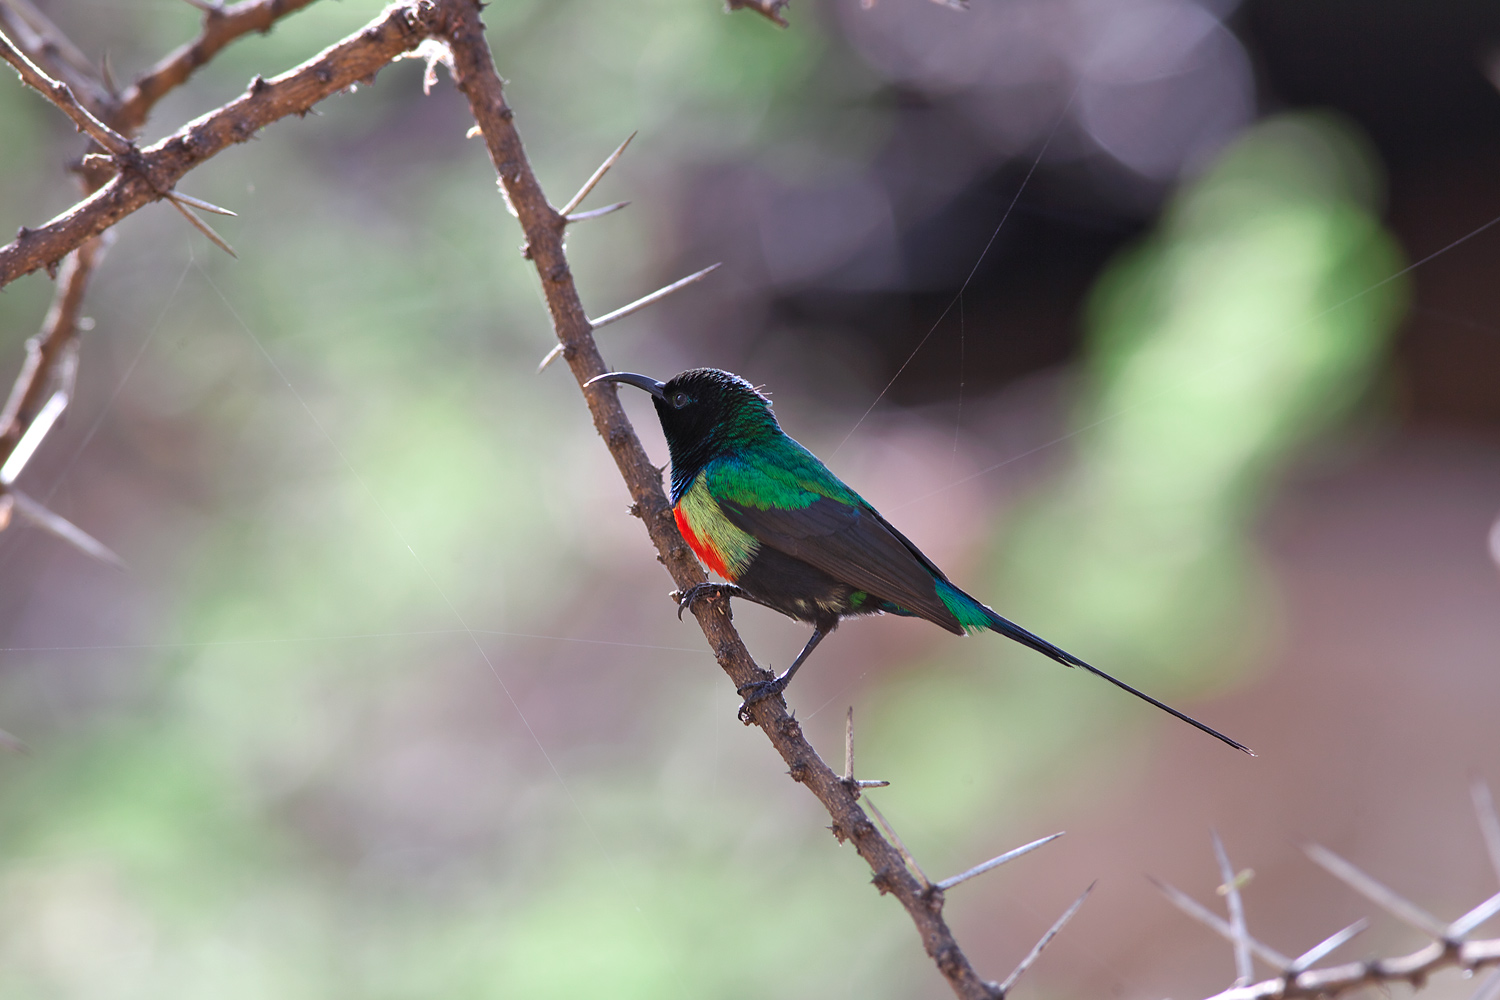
[865,113,1405,842]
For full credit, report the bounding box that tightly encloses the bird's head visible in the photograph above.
[586,368,780,489]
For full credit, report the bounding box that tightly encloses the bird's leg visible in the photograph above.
[675,582,775,620]
[736,625,829,720]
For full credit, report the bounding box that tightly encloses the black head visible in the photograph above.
[586,368,781,494]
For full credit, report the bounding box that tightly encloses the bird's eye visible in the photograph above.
[670,392,690,408]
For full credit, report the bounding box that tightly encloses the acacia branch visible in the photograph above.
[440,4,1005,997]
[0,2,442,287]
[0,0,318,490]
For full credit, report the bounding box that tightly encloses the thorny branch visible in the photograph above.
[1161,809,1500,1000]
[0,1,1061,994]
[446,5,1025,997]
[0,0,321,540]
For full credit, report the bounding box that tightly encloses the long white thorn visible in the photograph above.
[1474,781,1500,886]
[997,882,1093,996]
[864,797,929,889]
[1149,877,1293,970]
[935,832,1065,892]
[537,263,722,373]
[566,200,629,223]
[4,487,124,567]
[1287,918,1367,974]
[1305,843,1450,940]
[166,194,237,258]
[1213,831,1253,988]
[169,190,237,217]
[558,131,636,217]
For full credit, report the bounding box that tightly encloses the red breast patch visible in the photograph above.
[674,505,734,581]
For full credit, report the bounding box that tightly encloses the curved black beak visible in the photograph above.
[585,371,666,400]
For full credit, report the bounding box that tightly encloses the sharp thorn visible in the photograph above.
[1450,889,1500,939]
[997,882,1094,996]
[558,131,636,217]
[588,262,722,330]
[1212,831,1253,987]
[1288,918,1368,974]
[5,487,124,567]
[1473,781,1500,886]
[843,706,854,782]
[536,342,564,373]
[169,190,237,217]
[565,200,629,223]
[166,194,237,258]
[1149,876,1293,969]
[864,797,930,890]
[1304,843,1450,940]
[935,832,1065,892]
[0,388,67,485]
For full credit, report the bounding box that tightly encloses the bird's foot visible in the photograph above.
[735,674,789,722]
[675,582,745,621]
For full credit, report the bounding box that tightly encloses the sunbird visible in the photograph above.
[587,367,1251,754]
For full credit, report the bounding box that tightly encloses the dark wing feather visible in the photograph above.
[719,497,965,634]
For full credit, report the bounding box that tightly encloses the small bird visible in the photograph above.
[588,367,1251,754]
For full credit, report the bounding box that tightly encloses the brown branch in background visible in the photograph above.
[0,239,101,457]
[724,0,791,28]
[0,0,111,113]
[440,4,1080,996]
[0,26,134,156]
[115,0,321,131]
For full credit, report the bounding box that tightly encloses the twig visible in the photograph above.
[0,25,134,156]
[0,240,101,462]
[442,5,1012,994]
[1168,811,1500,1000]
[0,0,110,111]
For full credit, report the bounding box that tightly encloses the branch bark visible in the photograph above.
[440,4,999,997]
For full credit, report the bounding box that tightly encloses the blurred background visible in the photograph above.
[1,0,1498,996]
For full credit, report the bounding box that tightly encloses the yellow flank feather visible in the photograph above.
[678,472,760,578]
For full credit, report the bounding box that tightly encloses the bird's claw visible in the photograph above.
[676,582,738,621]
[735,675,788,722]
